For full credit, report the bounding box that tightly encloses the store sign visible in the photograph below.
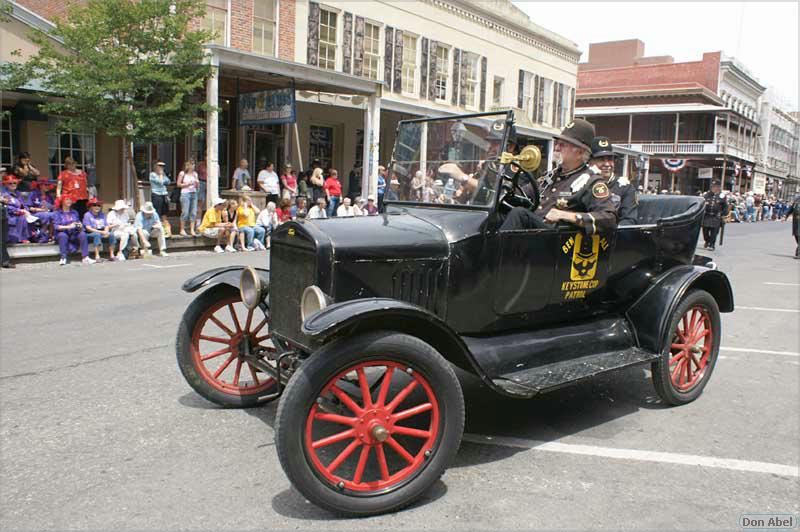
[239,88,296,125]
[752,174,766,194]
[698,168,713,179]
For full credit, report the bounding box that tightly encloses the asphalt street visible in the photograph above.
[1,220,798,530]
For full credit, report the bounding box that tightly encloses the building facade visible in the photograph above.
[757,88,799,199]
[576,40,766,195]
[3,0,580,204]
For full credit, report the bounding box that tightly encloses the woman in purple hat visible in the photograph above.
[26,179,57,243]
[1,174,32,244]
[52,196,94,265]
[83,197,117,262]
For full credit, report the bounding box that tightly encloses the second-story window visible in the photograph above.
[204,0,227,46]
[402,34,417,94]
[493,76,504,108]
[434,45,449,102]
[253,0,276,56]
[319,9,338,70]
[463,53,479,109]
[363,22,381,80]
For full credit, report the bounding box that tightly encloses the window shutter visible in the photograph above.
[342,12,353,74]
[420,38,429,98]
[552,82,560,126]
[451,48,461,106]
[353,16,365,77]
[393,29,403,94]
[480,56,487,111]
[427,40,438,100]
[384,27,394,88]
[459,50,468,107]
[532,75,540,122]
[517,69,524,109]
[307,2,320,66]
[569,87,576,122]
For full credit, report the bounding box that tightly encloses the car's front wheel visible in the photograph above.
[275,331,464,516]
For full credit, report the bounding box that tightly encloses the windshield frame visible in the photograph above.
[385,110,514,212]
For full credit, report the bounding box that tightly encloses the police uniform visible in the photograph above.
[590,136,638,226]
[501,120,618,234]
[701,182,728,250]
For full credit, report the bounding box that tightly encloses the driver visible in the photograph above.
[590,136,638,226]
[500,119,617,235]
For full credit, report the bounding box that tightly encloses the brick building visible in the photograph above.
[576,39,764,195]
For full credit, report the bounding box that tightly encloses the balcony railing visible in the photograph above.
[618,142,756,162]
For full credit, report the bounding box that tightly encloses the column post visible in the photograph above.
[361,89,381,197]
[205,54,220,209]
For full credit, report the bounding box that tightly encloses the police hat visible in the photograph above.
[591,136,615,158]
[555,119,595,151]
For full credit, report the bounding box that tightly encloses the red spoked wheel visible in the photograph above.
[652,289,721,405]
[668,306,712,392]
[304,360,440,493]
[177,284,278,407]
[275,331,464,516]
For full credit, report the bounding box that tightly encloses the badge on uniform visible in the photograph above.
[556,198,568,208]
[592,182,609,199]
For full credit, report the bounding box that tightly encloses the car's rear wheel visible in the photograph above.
[652,289,720,405]
[176,284,278,407]
[275,331,464,516]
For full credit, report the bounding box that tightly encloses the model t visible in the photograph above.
[176,111,733,516]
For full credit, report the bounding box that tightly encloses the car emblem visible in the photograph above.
[571,233,600,281]
[599,139,609,147]
[288,228,295,236]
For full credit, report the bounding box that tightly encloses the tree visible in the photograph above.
[1,0,214,197]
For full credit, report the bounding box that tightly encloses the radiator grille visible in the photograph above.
[269,242,316,346]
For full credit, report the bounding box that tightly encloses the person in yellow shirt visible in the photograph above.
[200,198,237,253]
[236,194,266,251]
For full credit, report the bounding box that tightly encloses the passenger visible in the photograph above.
[500,119,618,234]
[590,136,638,226]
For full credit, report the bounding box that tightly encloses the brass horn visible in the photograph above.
[499,145,542,172]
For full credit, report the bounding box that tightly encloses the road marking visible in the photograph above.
[764,282,800,287]
[721,347,799,357]
[138,263,191,270]
[736,306,799,313]
[462,434,799,478]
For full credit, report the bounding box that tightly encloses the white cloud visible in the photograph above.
[514,1,799,109]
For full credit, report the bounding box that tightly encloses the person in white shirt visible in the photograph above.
[255,201,278,249]
[257,162,281,205]
[307,198,328,219]
[336,197,356,217]
[106,199,140,260]
[231,159,251,191]
[353,196,365,216]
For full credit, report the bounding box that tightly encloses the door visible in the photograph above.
[249,130,280,171]
[493,228,560,316]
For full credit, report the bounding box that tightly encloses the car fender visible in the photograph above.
[627,265,734,353]
[181,266,270,294]
[302,298,486,378]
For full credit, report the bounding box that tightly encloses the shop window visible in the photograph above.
[492,76,504,108]
[363,22,381,80]
[0,114,12,170]
[402,34,417,94]
[462,53,479,110]
[204,0,228,46]
[253,0,276,56]
[318,9,338,70]
[309,125,334,171]
[434,45,449,102]
[354,129,364,170]
[47,118,95,179]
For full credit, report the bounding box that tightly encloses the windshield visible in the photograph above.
[388,112,512,207]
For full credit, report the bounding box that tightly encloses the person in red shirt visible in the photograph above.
[323,169,342,217]
[276,197,293,223]
[280,163,298,201]
[56,156,89,219]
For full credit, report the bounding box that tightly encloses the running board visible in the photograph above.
[491,348,659,398]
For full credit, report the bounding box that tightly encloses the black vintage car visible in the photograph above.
[176,111,733,516]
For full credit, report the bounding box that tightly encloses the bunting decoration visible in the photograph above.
[744,165,752,177]
[734,162,741,177]
[662,159,686,172]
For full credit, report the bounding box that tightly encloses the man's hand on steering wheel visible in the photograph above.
[500,165,540,212]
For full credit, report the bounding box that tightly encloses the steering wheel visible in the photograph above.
[499,165,540,213]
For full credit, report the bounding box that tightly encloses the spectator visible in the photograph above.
[281,164,298,201]
[347,167,362,201]
[12,152,41,192]
[745,193,755,222]
[365,195,379,215]
[297,170,309,198]
[26,179,57,243]
[309,167,325,203]
[231,158,252,191]
[385,179,400,202]
[176,160,199,237]
[276,197,293,223]
[352,196,365,216]
[377,165,387,210]
[307,197,327,219]
[53,196,93,265]
[257,162,280,205]
[256,201,278,249]
[56,156,89,219]
[324,169,342,217]
[410,171,424,201]
[196,159,207,215]
[236,194,265,251]
[337,197,356,217]
[107,200,139,261]
[1,169,11,269]
[200,197,237,253]
[1,173,31,244]
[135,201,168,257]
[291,196,308,219]
[149,161,171,236]
[83,198,117,262]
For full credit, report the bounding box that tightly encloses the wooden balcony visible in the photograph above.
[617,142,756,162]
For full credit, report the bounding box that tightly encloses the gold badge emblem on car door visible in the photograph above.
[571,233,600,281]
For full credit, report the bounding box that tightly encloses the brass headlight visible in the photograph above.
[301,285,329,322]
[239,266,263,310]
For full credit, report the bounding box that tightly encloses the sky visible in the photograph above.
[515,1,799,109]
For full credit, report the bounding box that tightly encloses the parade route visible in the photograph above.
[1,220,798,530]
